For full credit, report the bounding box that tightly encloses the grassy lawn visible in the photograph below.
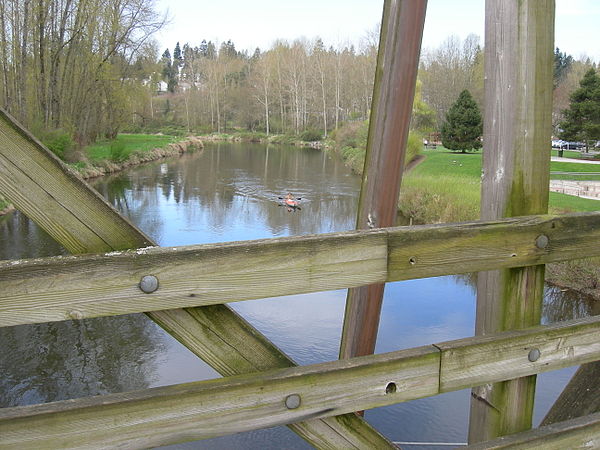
[399,147,600,223]
[84,134,177,162]
[550,149,584,158]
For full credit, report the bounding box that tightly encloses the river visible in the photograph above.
[0,142,597,449]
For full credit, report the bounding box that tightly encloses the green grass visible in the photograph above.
[550,149,584,158]
[84,134,177,162]
[399,147,600,223]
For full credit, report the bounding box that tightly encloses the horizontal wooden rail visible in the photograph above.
[1,315,599,449]
[0,107,394,448]
[465,412,600,449]
[2,212,600,327]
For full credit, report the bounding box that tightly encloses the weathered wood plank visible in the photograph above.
[465,412,600,449]
[388,212,600,279]
[151,306,394,449]
[339,0,428,359]
[0,108,395,448]
[469,0,556,442]
[2,316,599,449]
[0,230,388,326]
[0,345,440,449]
[541,361,600,426]
[2,213,600,327]
[437,315,600,392]
[0,109,153,252]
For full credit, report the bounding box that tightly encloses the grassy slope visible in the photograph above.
[399,147,600,224]
[84,134,177,162]
[400,148,600,297]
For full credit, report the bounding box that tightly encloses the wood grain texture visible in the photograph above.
[541,361,600,426]
[465,412,600,449]
[0,108,395,448]
[0,108,153,252]
[2,212,600,327]
[340,0,428,360]
[470,0,556,442]
[2,316,599,449]
[438,315,600,392]
[151,306,396,449]
[388,212,600,280]
[0,230,388,326]
[0,345,440,449]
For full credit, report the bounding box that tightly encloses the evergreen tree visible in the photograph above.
[173,42,183,71]
[554,47,573,88]
[160,48,178,93]
[440,90,483,152]
[559,68,600,146]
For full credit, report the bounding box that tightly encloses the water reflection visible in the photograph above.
[0,142,596,449]
[90,143,359,245]
[0,314,166,407]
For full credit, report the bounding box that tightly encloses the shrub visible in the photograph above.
[300,129,323,142]
[110,141,127,162]
[39,129,74,160]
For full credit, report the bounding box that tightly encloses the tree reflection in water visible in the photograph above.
[0,314,166,407]
[543,285,597,323]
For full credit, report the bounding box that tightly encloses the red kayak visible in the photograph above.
[284,198,299,208]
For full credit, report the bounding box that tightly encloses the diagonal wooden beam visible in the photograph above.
[0,108,394,448]
[340,0,428,359]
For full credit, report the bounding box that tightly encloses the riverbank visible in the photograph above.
[198,131,327,149]
[73,136,204,179]
[334,145,600,300]
[0,135,204,216]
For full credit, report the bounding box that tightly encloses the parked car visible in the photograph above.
[556,141,584,150]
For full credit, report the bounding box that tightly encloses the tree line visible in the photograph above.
[0,0,597,158]
[0,0,164,148]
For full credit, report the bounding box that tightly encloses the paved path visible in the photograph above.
[551,156,600,164]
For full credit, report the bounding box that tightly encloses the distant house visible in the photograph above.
[156,80,168,94]
[178,81,192,92]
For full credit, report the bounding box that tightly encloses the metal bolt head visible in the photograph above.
[528,348,541,362]
[285,394,301,410]
[69,310,83,320]
[535,234,549,249]
[139,275,159,294]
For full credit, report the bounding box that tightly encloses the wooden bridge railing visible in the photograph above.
[2,211,600,327]
[1,104,600,448]
[1,0,599,446]
[1,315,599,448]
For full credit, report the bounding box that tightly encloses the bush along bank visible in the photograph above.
[73,136,204,179]
[0,197,15,216]
[0,136,204,216]
[329,120,424,175]
[198,131,327,149]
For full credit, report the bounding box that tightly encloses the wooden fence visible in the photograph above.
[0,106,599,447]
[1,0,599,447]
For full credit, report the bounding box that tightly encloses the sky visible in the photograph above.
[154,0,600,61]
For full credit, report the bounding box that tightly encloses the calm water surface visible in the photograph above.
[0,143,597,449]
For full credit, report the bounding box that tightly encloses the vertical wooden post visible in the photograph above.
[468,0,555,443]
[339,0,428,360]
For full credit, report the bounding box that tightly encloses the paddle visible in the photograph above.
[277,203,301,211]
[278,197,302,200]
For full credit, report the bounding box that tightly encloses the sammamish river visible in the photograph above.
[0,142,597,449]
